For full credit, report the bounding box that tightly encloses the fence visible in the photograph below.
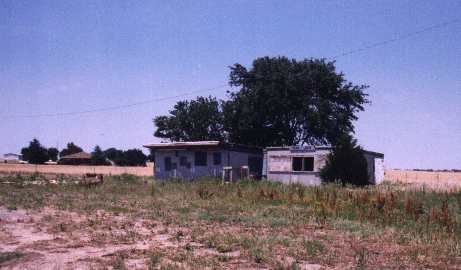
[0,163,154,177]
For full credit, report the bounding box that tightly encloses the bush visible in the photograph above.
[320,135,369,186]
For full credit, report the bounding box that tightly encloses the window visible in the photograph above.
[194,151,207,166]
[179,156,188,166]
[248,156,262,174]
[292,157,314,171]
[213,152,221,165]
[165,157,172,171]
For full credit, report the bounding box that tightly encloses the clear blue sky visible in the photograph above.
[1,1,460,169]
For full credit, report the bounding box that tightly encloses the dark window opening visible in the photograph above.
[248,156,263,175]
[213,152,221,165]
[165,157,172,171]
[292,157,303,171]
[179,156,188,166]
[292,157,314,171]
[194,151,207,166]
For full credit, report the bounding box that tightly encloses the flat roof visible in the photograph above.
[265,145,384,157]
[143,141,262,153]
[143,141,220,148]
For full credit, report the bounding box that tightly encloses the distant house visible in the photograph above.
[2,153,23,164]
[263,146,384,186]
[58,151,92,165]
[143,141,263,180]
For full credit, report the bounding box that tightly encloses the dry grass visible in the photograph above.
[386,169,461,191]
[0,174,460,269]
[0,163,154,177]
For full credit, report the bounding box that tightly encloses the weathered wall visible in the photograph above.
[0,163,154,177]
[265,148,383,186]
[265,148,330,186]
[154,149,262,180]
[267,172,322,186]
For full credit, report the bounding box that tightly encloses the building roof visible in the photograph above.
[3,153,21,157]
[265,145,332,151]
[143,141,221,148]
[265,145,384,158]
[59,151,92,160]
[143,141,262,153]
[362,150,384,158]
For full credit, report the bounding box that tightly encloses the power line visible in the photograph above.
[3,19,459,119]
[332,18,460,59]
[2,84,227,119]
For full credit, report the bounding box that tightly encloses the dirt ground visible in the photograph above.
[0,174,460,269]
[0,206,327,270]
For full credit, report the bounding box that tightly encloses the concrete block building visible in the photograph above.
[143,141,263,180]
[263,145,384,186]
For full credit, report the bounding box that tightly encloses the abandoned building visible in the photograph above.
[143,141,263,180]
[263,145,384,186]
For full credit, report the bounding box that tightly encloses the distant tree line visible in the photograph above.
[20,139,150,166]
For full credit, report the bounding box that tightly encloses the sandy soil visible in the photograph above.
[0,207,324,270]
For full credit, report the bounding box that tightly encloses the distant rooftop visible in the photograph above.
[60,151,91,160]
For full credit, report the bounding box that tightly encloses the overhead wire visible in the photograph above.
[2,18,459,119]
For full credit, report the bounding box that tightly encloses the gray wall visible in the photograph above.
[265,148,383,186]
[154,149,262,180]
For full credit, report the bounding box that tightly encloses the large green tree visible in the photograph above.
[223,57,369,147]
[154,96,224,142]
[21,139,49,164]
[153,57,368,147]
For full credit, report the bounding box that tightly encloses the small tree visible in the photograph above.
[104,148,125,165]
[123,149,147,166]
[320,135,369,186]
[91,145,109,166]
[47,147,59,161]
[21,138,49,164]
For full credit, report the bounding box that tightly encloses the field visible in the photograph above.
[0,163,154,177]
[386,169,461,191]
[0,173,460,269]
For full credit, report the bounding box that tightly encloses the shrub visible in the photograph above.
[320,135,369,186]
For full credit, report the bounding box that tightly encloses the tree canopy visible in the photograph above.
[154,96,224,142]
[152,57,369,147]
[104,148,147,166]
[47,147,59,162]
[21,139,49,164]
[223,57,368,147]
[90,145,109,166]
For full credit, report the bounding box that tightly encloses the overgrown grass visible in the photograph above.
[0,251,24,264]
[0,173,460,268]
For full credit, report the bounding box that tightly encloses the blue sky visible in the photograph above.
[1,0,460,169]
